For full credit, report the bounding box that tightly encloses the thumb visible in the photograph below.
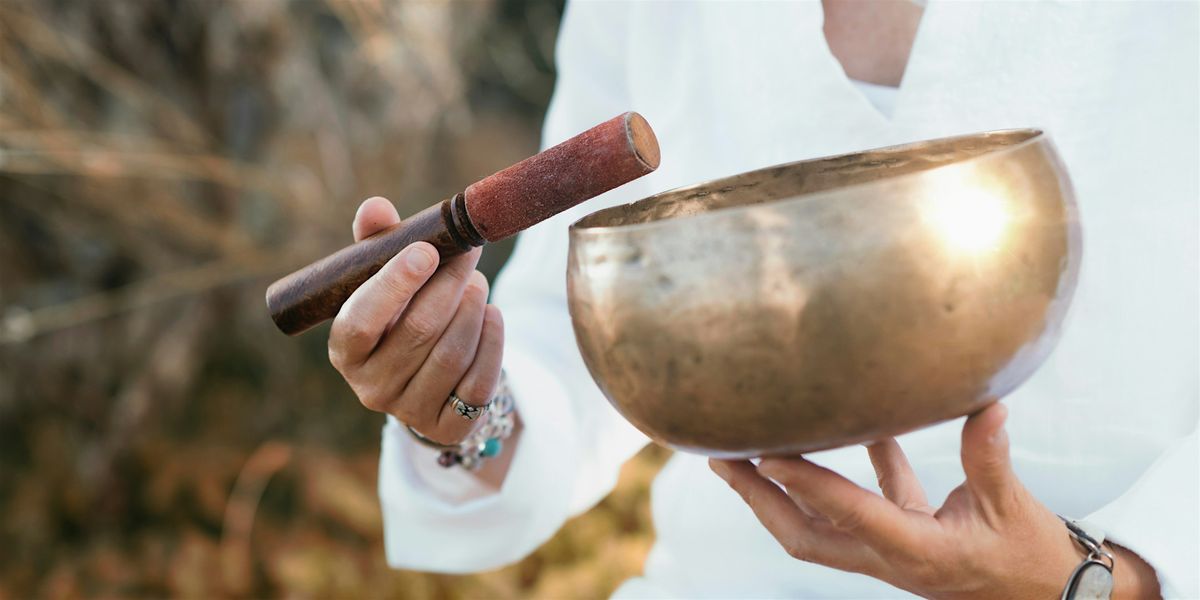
[961,402,1018,515]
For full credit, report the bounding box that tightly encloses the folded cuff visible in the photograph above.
[378,345,582,573]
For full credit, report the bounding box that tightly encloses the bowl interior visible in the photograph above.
[573,129,1041,232]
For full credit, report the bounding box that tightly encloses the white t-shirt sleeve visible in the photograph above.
[378,0,650,573]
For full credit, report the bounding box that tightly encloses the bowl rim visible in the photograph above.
[569,127,1046,236]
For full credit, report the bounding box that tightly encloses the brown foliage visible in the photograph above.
[0,0,669,597]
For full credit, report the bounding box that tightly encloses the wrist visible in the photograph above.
[1110,543,1161,600]
[404,370,520,485]
[1056,517,1162,600]
[469,411,522,489]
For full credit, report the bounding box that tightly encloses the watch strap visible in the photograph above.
[1060,516,1114,600]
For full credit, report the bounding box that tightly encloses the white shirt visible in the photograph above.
[851,79,900,118]
[378,2,1200,597]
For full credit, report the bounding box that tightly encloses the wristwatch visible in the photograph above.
[1061,517,1114,600]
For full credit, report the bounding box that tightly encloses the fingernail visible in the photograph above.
[709,459,731,482]
[406,247,433,272]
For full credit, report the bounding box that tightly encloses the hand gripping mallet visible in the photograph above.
[266,112,660,335]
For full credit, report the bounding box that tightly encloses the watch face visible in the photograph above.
[1066,560,1114,600]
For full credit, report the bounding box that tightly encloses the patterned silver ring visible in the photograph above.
[449,392,488,421]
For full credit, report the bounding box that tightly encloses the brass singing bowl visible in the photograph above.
[566,130,1081,458]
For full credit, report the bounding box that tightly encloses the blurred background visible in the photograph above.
[0,0,668,597]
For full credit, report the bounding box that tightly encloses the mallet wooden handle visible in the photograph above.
[266,112,660,336]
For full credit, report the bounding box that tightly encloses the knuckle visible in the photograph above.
[875,472,892,492]
[388,400,422,425]
[462,282,488,306]
[481,308,505,339]
[357,390,389,413]
[756,460,788,484]
[784,538,811,562]
[829,506,868,533]
[428,343,469,374]
[981,455,1009,476]
[466,271,489,295]
[905,556,939,587]
[328,342,360,372]
[327,344,347,370]
[741,487,761,508]
[379,266,420,301]
[339,321,375,346]
[330,317,375,352]
[397,311,442,347]
[456,378,495,407]
[727,475,752,503]
[444,255,480,281]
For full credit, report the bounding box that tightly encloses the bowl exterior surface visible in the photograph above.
[567,131,1080,457]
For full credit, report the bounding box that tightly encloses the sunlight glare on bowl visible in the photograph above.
[921,170,1011,254]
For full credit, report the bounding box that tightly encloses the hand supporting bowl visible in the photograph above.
[566,130,1081,458]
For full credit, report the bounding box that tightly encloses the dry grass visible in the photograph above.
[0,1,669,597]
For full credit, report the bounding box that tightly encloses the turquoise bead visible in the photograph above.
[481,438,502,457]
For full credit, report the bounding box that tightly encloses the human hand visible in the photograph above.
[329,197,504,445]
[711,403,1161,599]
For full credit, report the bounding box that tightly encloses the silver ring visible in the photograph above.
[449,392,488,421]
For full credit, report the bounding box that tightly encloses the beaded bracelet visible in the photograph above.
[405,373,515,471]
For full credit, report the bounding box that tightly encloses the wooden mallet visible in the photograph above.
[266,112,660,335]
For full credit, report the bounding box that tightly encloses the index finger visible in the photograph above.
[757,457,927,556]
[328,242,438,368]
[710,459,881,575]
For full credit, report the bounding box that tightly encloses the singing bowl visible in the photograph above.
[566,129,1081,458]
